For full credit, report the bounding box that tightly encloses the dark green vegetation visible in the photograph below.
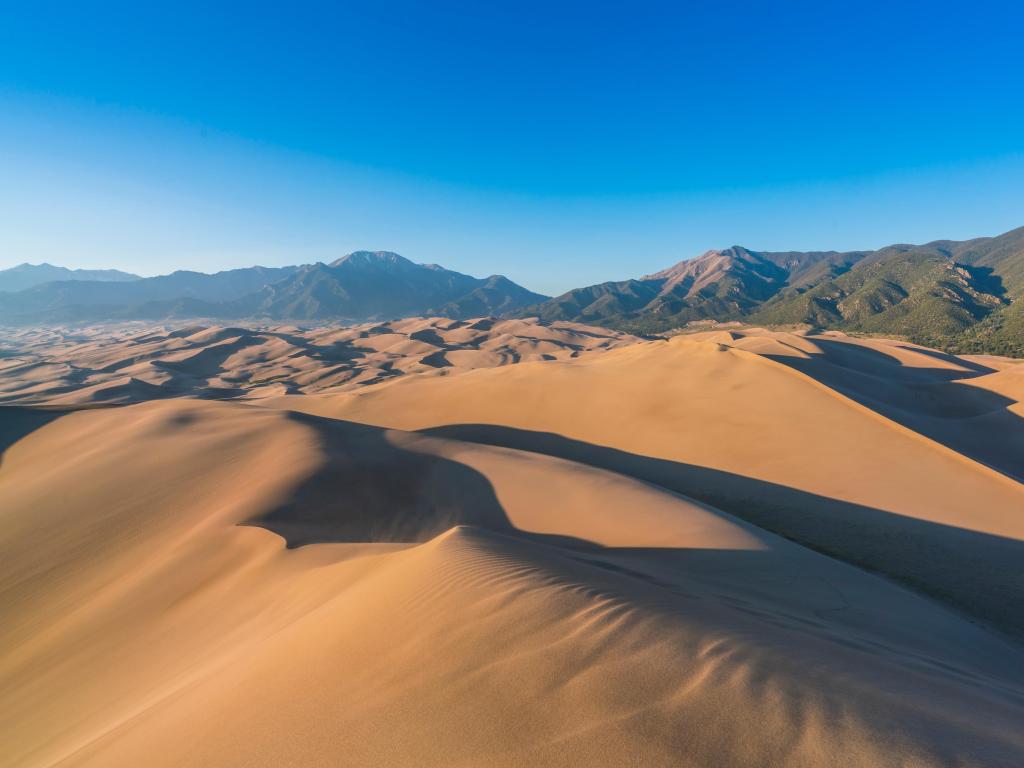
[526,226,1024,356]
[3,229,1022,355]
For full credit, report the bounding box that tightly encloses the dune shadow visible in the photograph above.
[246,412,556,548]
[419,350,452,368]
[417,422,1024,640]
[95,331,259,375]
[151,334,266,378]
[893,343,997,375]
[0,406,68,469]
[408,328,451,347]
[306,338,381,364]
[6,399,1024,684]
[763,337,1024,480]
[244,412,602,556]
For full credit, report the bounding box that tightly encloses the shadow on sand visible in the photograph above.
[414,422,1024,640]
[0,406,67,470]
[762,337,1024,480]
[3,402,1021,641]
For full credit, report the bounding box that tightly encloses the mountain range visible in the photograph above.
[0,253,547,324]
[2,227,1022,355]
[525,225,1024,356]
[0,263,140,292]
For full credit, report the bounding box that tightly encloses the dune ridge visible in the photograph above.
[1,324,1023,766]
[0,317,637,404]
[278,328,1024,636]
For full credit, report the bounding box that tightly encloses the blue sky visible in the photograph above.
[1,1,1022,295]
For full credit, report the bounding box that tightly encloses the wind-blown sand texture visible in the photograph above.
[2,322,1023,767]
[0,316,636,404]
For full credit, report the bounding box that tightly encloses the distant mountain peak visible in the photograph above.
[0,252,548,323]
[640,246,751,281]
[524,226,1024,352]
[0,263,141,293]
[329,251,413,269]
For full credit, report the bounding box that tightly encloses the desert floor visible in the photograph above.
[2,318,1023,767]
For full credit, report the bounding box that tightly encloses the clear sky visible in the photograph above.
[1,1,1022,295]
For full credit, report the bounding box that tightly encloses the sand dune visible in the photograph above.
[2,325,1023,766]
[0,317,637,404]
[280,328,1024,636]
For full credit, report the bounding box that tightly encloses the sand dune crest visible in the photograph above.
[2,324,1023,766]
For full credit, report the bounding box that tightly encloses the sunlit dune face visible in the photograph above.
[0,317,638,405]
[2,322,1023,767]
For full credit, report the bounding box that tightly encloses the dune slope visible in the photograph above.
[2,326,1023,767]
[0,317,636,404]
[280,329,1024,637]
[1,398,1023,766]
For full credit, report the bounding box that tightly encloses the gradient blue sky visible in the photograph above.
[1,1,1022,294]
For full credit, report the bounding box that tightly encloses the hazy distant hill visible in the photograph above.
[233,251,545,321]
[4,231,1022,355]
[434,274,548,318]
[526,225,1024,355]
[0,265,301,323]
[0,263,140,292]
[0,252,547,324]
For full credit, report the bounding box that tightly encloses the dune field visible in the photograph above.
[0,317,636,404]
[2,319,1024,767]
